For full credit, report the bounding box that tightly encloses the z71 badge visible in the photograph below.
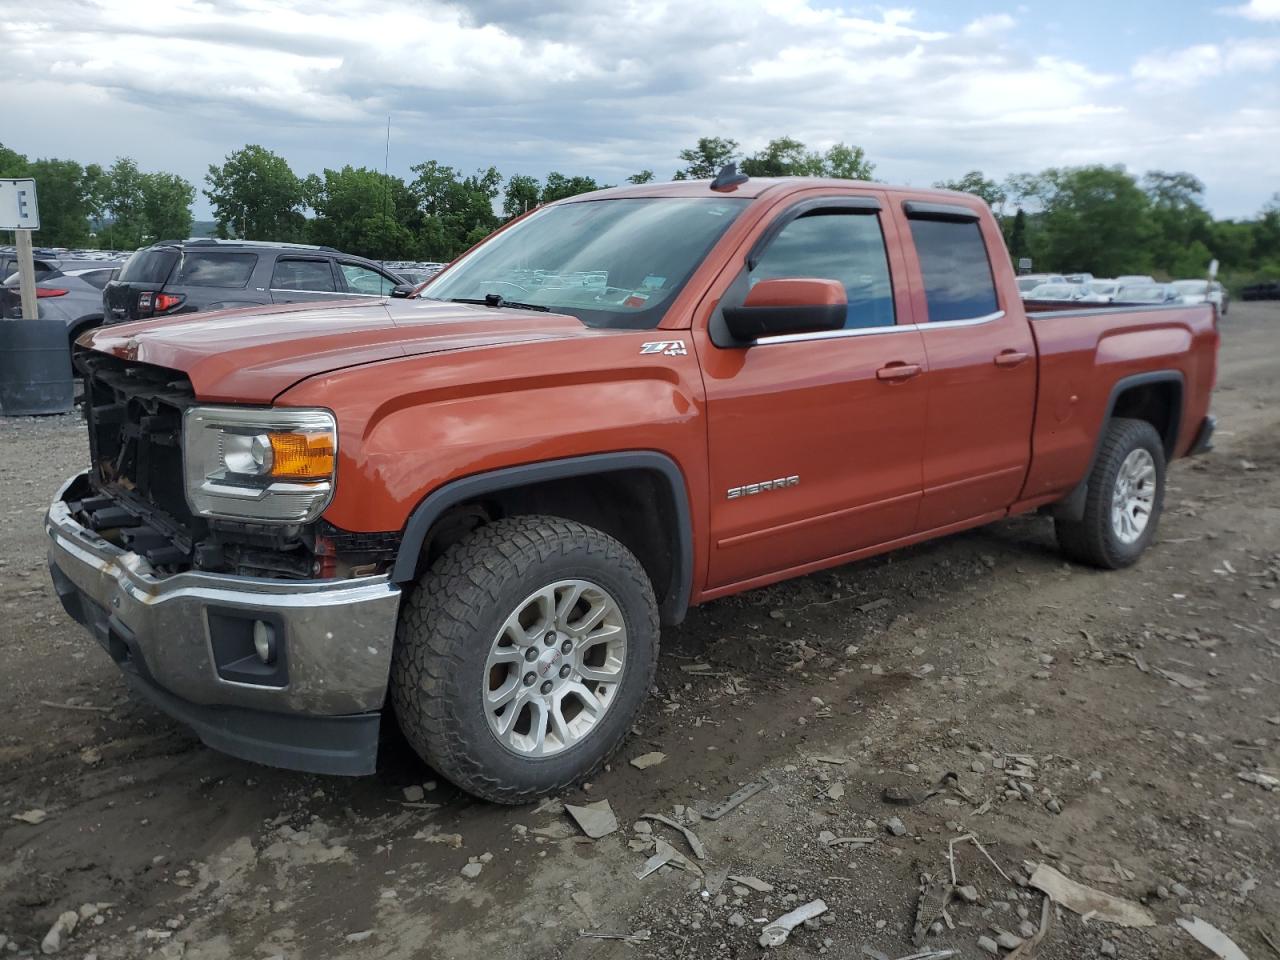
[727,475,800,500]
[639,340,687,357]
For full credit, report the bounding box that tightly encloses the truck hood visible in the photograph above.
[82,297,589,403]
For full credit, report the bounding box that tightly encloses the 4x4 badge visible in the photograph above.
[640,340,687,357]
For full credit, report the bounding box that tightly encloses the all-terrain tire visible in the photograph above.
[390,515,659,804]
[1055,417,1166,569]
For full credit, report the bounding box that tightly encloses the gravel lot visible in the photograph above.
[1,303,1278,960]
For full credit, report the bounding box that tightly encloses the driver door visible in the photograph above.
[694,192,928,592]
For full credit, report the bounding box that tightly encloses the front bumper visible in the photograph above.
[45,472,402,775]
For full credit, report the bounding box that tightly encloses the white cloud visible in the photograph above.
[963,13,1016,36]
[1132,37,1280,87]
[1219,0,1280,20]
[0,0,1276,218]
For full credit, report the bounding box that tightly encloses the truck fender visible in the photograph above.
[390,451,694,625]
[1052,370,1184,522]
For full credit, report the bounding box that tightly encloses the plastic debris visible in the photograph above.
[1238,771,1279,791]
[912,874,955,946]
[579,929,652,943]
[1176,917,1250,960]
[12,809,48,825]
[639,813,707,860]
[729,874,774,893]
[565,800,618,839]
[1029,864,1155,927]
[630,751,667,770]
[634,837,702,879]
[699,779,769,820]
[759,899,828,948]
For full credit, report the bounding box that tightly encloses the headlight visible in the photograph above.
[183,406,337,523]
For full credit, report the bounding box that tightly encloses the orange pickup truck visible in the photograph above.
[47,172,1219,802]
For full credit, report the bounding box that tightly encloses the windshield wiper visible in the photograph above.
[445,295,551,313]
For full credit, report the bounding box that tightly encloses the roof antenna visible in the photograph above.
[710,163,749,192]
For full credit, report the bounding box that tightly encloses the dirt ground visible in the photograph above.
[1,304,1277,960]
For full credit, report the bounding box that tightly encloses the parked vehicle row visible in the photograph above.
[1020,273,1229,313]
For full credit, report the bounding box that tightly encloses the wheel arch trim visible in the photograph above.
[1053,369,1184,522]
[390,451,694,624]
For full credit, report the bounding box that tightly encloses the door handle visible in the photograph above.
[876,362,922,382]
[994,350,1030,368]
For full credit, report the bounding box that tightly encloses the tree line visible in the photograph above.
[3,137,1277,290]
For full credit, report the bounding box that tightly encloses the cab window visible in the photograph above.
[751,210,895,329]
[908,218,999,322]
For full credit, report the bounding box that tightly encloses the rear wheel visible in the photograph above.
[390,515,659,803]
[1055,417,1166,569]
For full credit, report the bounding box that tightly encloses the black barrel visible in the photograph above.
[0,319,74,416]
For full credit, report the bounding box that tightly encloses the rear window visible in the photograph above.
[908,218,999,322]
[76,269,117,290]
[173,252,257,288]
[120,249,178,284]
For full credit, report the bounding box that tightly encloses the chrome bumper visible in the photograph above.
[45,473,402,775]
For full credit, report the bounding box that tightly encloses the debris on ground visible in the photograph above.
[41,910,79,953]
[886,817,907,837]
[11,808,49,825]
[699,780,770,820]
[1237,770,1279,791]
[728,874,774,893]
[911,874,954,946]
[1176,917,1250,960]
[635,837,702,879]
[565,800,618,839]
[578,929,652,943]
[638,813,707,860]
[758,899,828,948]
[629,751,667,770]
[1029,863,1155,927]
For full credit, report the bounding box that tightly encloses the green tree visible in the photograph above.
[1030,165,1155,277]
[1143,171,1213,276]
[204,145,307,241]
[626,170,655,184]
[540,172,601,203]
[820,143,875,181]
[96,158,148,249]
[503,174,541,219]
[935,170,1007,211]
[673,137,740,180]
[308,165,414,259]
[22,158,99,246]
[140,171,195,242]
[741,137,821,177]
[409,161,503,259]
[1006,208,1029,262]
[0,142,28,177]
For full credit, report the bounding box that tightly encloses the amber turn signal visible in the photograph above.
[267,432,336,480]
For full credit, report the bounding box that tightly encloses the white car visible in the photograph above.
[1026,282,1087,302]
[1017,273,1066,298]
[1080,280,1122,303]
[1115,283,1179,304]
[1171,279,1229,315]
[1116,275,1155,285]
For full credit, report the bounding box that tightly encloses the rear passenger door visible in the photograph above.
[900,201,1037,530]
[269,257,341,304]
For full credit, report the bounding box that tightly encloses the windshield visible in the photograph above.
[425,198,750,328]
[1172,280,1207,293]
[1088,281,1118,294]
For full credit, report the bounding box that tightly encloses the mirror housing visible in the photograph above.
[390,283,416,299]
[723,278,847,341]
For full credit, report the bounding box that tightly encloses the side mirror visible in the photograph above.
[390,283,416,299]
[722,278,847,341]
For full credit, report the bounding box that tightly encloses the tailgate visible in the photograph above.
[104,248,179,323]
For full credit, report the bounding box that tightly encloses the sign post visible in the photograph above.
[1,178,41,319]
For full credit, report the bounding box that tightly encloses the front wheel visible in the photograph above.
[1055,417,1166,569]
[390,515,659,804]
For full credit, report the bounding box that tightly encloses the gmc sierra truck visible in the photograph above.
[46,172,1219,803]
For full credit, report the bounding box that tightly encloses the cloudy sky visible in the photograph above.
[2,0,1277,218]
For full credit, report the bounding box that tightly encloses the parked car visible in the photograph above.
[1025,282,1087,302]
[1,250,115,286]
[1114,283,1179,304]
[49,175,1218,801]
[395,264,446,286]
[1064,273,1094,284]
[1016,273,1066,296]
[1241,280,1280,301]
[1081,280,1122,302]
[1172,279,1229,315]
[101,239,413,324]
[1115,275,1156,285]
[1,267,120,342]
